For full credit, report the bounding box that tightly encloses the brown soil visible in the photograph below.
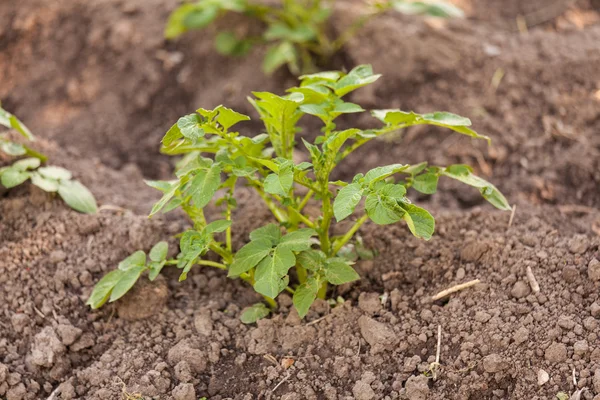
[1,0,600,399]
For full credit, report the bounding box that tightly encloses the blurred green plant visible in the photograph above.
[165,0,463,75]
[88,65,508,321]
[0,106,97,213]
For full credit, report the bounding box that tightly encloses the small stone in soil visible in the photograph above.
[172,383,196,400]
[483,353,507,373]
[545,342,568,363]
[352,380,375,400]
[588,259,600,282]
[358,292,383,315]
[404,375,430,400]
[568,234,589,254]
[511,281,530,299]
[358,316,398,352]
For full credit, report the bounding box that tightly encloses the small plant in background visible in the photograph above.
[165,0,463,75]
[0,106,97,214]
[88,65,509,321]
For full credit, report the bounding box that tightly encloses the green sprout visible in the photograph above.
[0,106,97,214]
[88,65,509,321]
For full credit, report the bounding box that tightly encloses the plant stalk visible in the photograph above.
[332,213,369,255]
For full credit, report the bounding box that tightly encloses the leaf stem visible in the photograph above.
[317,281,328,299]
[296,265,307,284]
[263,295,278,309]
[298,189,314,211]
[210,243,233,264]
[226,190,234,253]
[288,207,315,229]
[196,260,228,270]
[332,213,369,255]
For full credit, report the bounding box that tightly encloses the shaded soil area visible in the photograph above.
[1,0,600,399]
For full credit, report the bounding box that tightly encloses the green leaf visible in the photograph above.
[334,65,381,97]
[323,129,360,157]
[109,265,146,303]
[262,41,297,75]
[412,172,439,194]
[365,184,407,225]
[240,303,271,324]
[177,114,205,141]
[145,179,175,192]
[279,228,316,252]
[149,242,168,262]
[302,138,322,165]
[1,168,30,188]
[1,141,26,156]
[148,261,166,281]
[228,238,273,276]
[363,164,408,185]
[0,106,11,128]
[299,70,342,82]
[332,99,364,114]
[162,122,183,147]
[9,115,34,140]
[264,22,316,43]
[58,180,98,214]
[38,166,72,181]
[293,276,320,318]
[183,5,219,29]
[253,245,295,298]
[296,249,326,271]
[400,203,435,240]
[372,109,420,125]
[333,183,363,221]
[30,173,59,192]
[263,161,293,197]
[204,220,232,234]
[12,157,40,171]
[391,0,464,18]
[215,31,253,56]
[149,181,180,217]
[442,165,510,210]
[86,269,125,309]
[118,250,147,271]
[188,164,222,209]
[216,105,250,130]
[374,109,489,142]
[324,258,360,285]
[249,223,281,246]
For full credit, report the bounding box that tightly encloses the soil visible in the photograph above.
[1,0,600,399]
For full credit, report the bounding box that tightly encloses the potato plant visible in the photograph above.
[88,65,509,321]
[0,106,97,214]
[165,0,463,75]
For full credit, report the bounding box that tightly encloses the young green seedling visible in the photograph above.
[0,106,97,213]
[165,0,463,75]
[88,65,510,321]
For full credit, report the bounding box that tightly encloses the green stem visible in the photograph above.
[226,189,234,253]
[298,189,314,211]
[332,213,369,255]
[288,207,315,229]
[296,265,307,284]
[210,243,233,264]
[317,281,328,299]
[196,260,227,270]
[263,296,278,309]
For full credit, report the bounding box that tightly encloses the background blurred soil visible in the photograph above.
[1,0,600,399]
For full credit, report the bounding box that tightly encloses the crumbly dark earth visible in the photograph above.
[1,0,600,399]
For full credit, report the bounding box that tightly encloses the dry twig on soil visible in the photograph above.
[432,279,481,301]
[526,266,540,293]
